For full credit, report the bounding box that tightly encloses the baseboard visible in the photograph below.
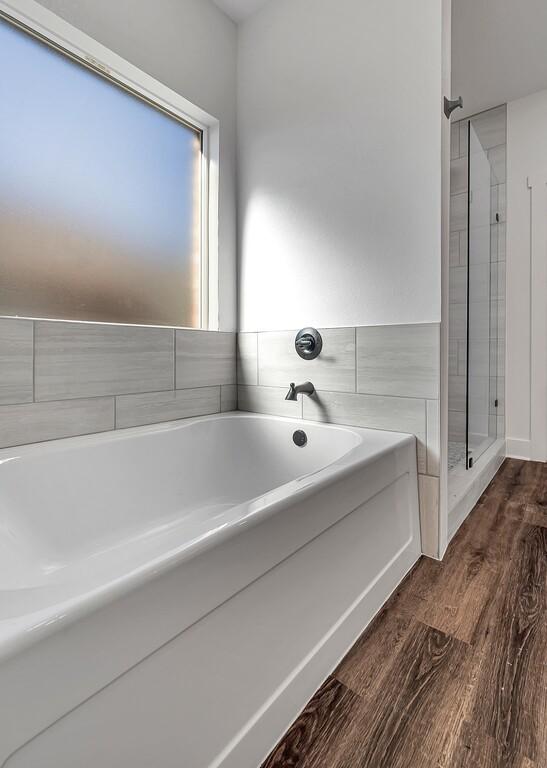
[506,438,531,460]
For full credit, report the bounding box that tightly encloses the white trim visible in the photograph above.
[506,437,533,461]
[0,0,220,331]
[525,173,547,461]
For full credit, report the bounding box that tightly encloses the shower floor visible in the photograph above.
[448,441,467,471]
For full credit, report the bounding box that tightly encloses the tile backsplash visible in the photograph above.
[1,316,440,557]
[0,318,236,449]
[238,322,441,557]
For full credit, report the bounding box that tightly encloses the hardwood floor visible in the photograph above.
[261,459,546,768]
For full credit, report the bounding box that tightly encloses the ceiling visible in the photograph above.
[212,0,271,23]
[452,0,547,117]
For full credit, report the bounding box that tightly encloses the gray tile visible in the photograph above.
[497,413,505,439]
[490,185,499,224]
[450,192,468,232]
[450,157,468,195]
[258,328,356,393]
[238,385,302,418]
[449,266,467,304]
[237,332,258,386]
[469,224,491,265]
[221,384,237,412]
[35,321,174,401]
[491,262,505,302]
[497,183,506,222]
[116,387,220,429]
[448,409,466,443]
[450,122,460,160]
[302,390,426,472]
[448,375,467,413]
[449,303,467,341]
[471,105,506,150]
[459,121,469,157]
[176,330,236,388]
[449,340,458,376]
[490,224,499,262]
[490,377,504,416]
[450,232,461,267]
[460,341,490,378]
[0,319,33,405]
[0,397,114,448]
[497,223,506,261]
[357,323,439,399]
[488,145,506,184]
[468,263,490,303]
[426,399,440,477]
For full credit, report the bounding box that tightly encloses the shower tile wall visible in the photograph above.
[0,318,236,448]
[449,105,506,453]
[237,323,441,557]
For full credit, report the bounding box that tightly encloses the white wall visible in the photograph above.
[506,88,547,461]
[452,0,547,119]
[35,0,238,331]
[237,0,443,332]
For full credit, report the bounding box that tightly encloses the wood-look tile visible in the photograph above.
[258,328,356,393]
[35,321,173,401]
[335,577,422,703]
[470,524,546,766]
[0,397,114,448]
[261,677,361,768]
[176,330,236,388]
[0,318,33,405]
[338,624,473,768]
[356,323,439,399]
[237,332,258,386]
[115,387,220,429]
[262,461,546,768]
[451,720,528,768]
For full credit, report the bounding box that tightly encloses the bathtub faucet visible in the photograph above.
[285,382,315,401]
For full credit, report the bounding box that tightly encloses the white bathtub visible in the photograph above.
[0,412,420,768]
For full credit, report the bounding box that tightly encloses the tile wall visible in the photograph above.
[0,318,236,448]
[238,323,441,557]
[449,105,506,450]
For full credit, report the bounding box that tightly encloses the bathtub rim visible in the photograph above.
[0,412,416,662]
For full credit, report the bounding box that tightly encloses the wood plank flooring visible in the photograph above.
[261,459,547,768]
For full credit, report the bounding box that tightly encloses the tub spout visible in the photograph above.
[285,382,315,401]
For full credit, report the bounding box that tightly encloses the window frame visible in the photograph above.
[0,0,220,330]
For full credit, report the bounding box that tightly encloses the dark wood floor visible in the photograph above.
[261,459,546,768]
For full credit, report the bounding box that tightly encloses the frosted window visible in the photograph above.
[0,17,203,327]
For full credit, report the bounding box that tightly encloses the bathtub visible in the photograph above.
[0,412,420,768]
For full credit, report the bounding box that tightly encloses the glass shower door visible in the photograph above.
[466,121,497,468]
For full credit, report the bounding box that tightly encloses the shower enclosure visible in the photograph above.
[449,110,505,472]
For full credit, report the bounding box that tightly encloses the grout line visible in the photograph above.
[32,320,36,402]
[354,327,357,393]
[173,329,176,390]
[255,332,259,386]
